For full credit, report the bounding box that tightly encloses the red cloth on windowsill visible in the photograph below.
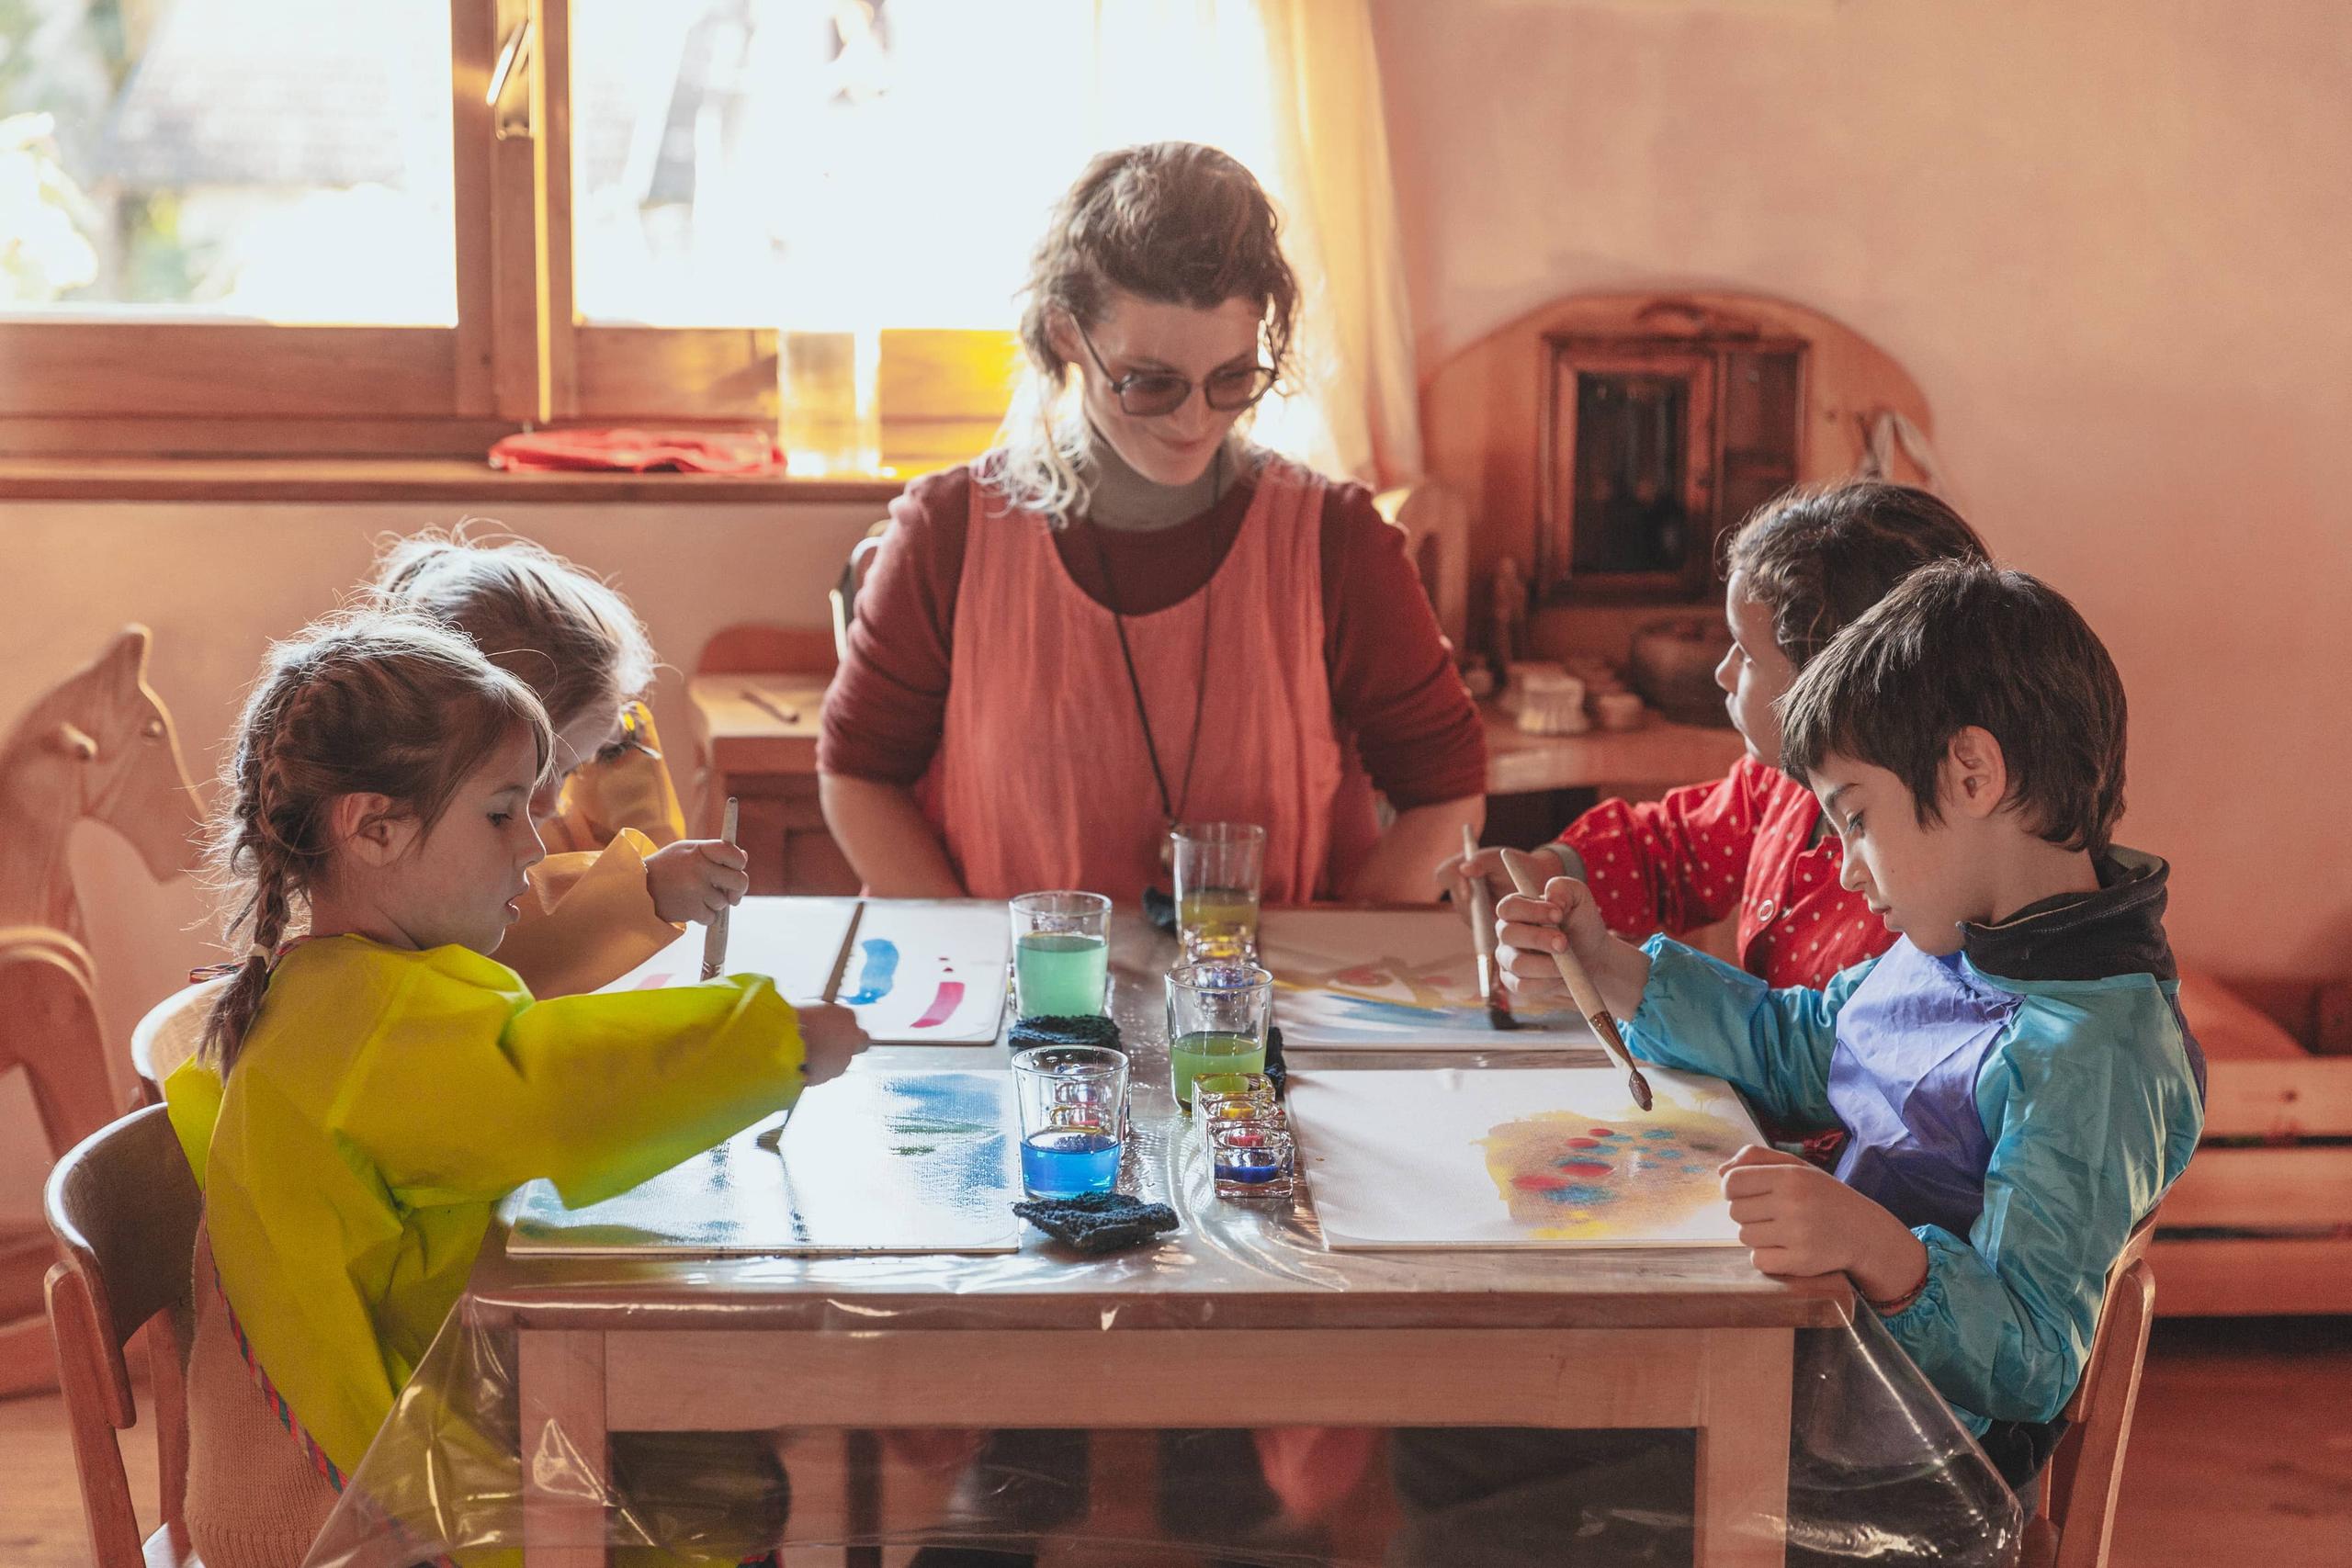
[489,428,786,474]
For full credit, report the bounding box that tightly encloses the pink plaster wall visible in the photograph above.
[1372,0,2352,978]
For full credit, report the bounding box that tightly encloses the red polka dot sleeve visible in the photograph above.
[1555,761,1768,942]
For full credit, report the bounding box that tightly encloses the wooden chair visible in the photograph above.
[2019,1214,2160,1568]
[43,1103,198,1568]
[128,977,225,1111]
[0,927,118,1396]
[691,623,856,894]
[828,520,890,664]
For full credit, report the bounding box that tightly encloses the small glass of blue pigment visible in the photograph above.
[1210,1122,1295,1201]
[1011,1044,1129,1197]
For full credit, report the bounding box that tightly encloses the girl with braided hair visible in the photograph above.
[164,610,865,1567]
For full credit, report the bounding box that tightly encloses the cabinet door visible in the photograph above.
[1539,343,1717,601]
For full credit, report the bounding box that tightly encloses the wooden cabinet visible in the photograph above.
[1539,325,1803,603]
[687,675,858,896]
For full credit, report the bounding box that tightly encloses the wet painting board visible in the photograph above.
[601,897,1008,1043]
[504,1055,1022,1256]
[1284,1065,1761,1249]
[602,897,857,1000]
[1259,908,1590,1048]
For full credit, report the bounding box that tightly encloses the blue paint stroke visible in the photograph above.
[842,938,899,1005]
[881,1073,1013,1215]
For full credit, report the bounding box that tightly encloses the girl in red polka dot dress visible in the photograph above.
[1447,481,1989,991]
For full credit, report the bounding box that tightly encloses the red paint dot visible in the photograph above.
[1555,1161,1614,1179]
[1513,1173,1568,1190]
[1566,1136,1600,1148]
[1589,1127,1617,1138]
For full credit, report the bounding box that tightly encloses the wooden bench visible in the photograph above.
[2156,970,2352,1315]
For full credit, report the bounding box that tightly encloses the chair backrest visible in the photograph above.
[695,622,841,678]
[2032,1213,2160,1568]
[1374,485,1469,654]
[44,1103,199,1568]
[829,520,890,664]
[129,976,225,1110]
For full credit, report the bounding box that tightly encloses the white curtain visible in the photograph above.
[1250,0,1425,488]
[1081,0,1423,488]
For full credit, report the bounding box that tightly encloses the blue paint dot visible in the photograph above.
[1552,1184,1611,1204]
[1641,1128,1677,1140]
[1680,1165,1707,1174]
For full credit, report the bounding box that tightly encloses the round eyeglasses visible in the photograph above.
[1075,320,1276,418]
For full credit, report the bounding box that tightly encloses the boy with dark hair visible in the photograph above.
[1499,559,2206,1487]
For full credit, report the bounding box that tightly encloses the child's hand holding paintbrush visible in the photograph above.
[1495,849,1657,1109]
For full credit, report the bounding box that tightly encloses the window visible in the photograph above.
[1,0,499,456]
[1,0,1310,471]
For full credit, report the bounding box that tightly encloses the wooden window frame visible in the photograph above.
[0,1,1012,469]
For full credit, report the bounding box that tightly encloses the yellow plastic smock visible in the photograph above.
[164,933,806,1480]
[545,699,687,852]
[505,703,695,997]
[498,827,683,998]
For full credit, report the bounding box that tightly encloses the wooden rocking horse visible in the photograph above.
[0,627,203,1396]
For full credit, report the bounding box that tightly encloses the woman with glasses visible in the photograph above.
[820,140,1485,908]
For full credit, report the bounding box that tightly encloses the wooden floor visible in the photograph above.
[5,1318,2347,1567]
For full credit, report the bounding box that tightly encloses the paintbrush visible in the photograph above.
[701,795,741,981]
[1500,849,1654,1111]
[1460,824,1519,1031]
[739,685,802,727]
[820,900,865,1007]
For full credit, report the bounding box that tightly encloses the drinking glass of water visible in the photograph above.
[1166,960,1273,1108]
[1010,891,1112,1019]
[1011,1043,1129,1197]
[1172,821,1265,962]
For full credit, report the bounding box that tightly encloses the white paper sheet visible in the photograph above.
[1259,908,1591,1048]
[599,896,857,1000]
[839,898,1010,1043]
[1286,1065,1762,1249]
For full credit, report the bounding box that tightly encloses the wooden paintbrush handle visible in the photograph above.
[1500,851,1635,1055]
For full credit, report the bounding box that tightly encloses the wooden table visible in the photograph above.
[480,911,1849,1567]
[686,673,852,895]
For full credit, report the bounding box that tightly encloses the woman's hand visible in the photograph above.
[1718,1145,1929,1306]
[794,1003,871,1088]
[646,838,752,924]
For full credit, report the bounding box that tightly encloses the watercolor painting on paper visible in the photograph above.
[841,899,1009,1043]
[599,897,1007,1043]
[1284,1065,1761,1249]
[504,1058,1021,1256]
[1258,908,1589,1048]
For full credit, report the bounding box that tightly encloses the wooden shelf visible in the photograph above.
[1481,703,1746,796]
[0,457,908,505]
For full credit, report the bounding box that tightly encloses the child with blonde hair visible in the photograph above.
[373,528,738,997]
[165,611,863,1566]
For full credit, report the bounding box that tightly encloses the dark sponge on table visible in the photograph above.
[1008,1014,1124,1051]
[1013,1190,1180,1254]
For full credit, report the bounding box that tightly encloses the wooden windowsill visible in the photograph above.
[0,457,909,506]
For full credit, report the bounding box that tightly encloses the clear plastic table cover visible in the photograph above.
[301,917,2024,1568]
